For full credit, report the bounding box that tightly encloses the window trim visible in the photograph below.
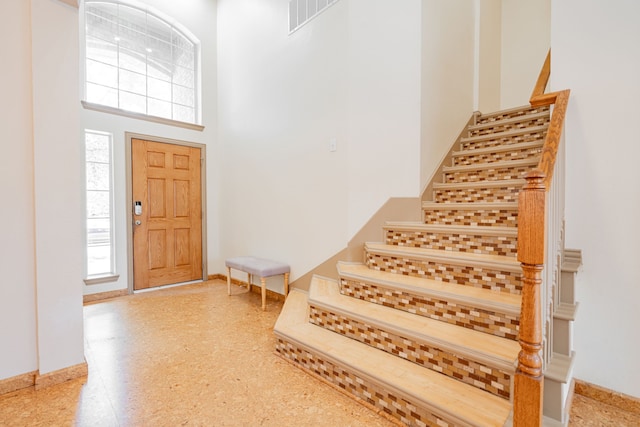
[81,0,203,127]
[81,101,204,131]
[84,274,120,286]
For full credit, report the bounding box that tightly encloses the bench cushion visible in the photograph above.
[225,256,290,277]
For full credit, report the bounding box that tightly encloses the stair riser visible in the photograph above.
[339,277,520,340]
[475,106,550,126]
[276,337,456,426]
[385,229,517,257]
[422,208,518,228]
[365,253,522,295]
[453,145,542,166]
[444,165,534,183]
[309,305,512,400]
[462,131,546,152]
[469,116,549,138]
[434,185,521,203]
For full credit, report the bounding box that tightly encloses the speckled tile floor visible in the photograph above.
[0,280,637,426]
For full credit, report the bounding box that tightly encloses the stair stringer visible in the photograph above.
[543,248,582,426]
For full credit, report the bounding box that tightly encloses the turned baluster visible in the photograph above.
[514,170,546,426]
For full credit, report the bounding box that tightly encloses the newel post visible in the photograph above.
[514,170,546,426]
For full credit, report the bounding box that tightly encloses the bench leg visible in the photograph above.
[260,277,267,311]
[284,272,289,297]
[227,267,232,295]
[248,272,252,292]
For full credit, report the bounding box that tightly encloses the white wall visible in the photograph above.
[0,0,38,380]
[477,0,502,113]
[81,0,218,296]
[552,0,640,398]
[217,0,423,286]
[501,0,550,108]
[347,0,422,236]
[217,0,350,284]
[31,0,85,375]
[420,0,476,190]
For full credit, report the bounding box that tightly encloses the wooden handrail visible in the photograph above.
[529,50,571,188]
[530,50,551,102]
[513,50,571,426]
[536,89,570,189]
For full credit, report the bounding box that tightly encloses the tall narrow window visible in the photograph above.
[84,0,200,124]
[85,130,116,278]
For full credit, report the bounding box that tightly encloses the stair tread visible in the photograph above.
[443,157,539,173]
[422,201,519,210]
[461,124,549,144]
[365,242,520,272]
[275,289,512,427]
[469,110,550,131]
[338,261,521,315]
[310,277,518,369]
[453,139,543,157]
[477,104,544,121]
[433,178,526,189]
[383,222,518,237]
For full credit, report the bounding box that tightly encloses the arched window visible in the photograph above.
[84,1,199,124]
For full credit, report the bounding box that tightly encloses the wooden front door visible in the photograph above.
[132,138,203,290]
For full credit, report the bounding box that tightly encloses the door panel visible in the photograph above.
[148,179,166,217]
[132,138,202,290]
[174,229,190,266]
[174,180,190,217]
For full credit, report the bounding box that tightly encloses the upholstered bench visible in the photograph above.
[225,256,290,311]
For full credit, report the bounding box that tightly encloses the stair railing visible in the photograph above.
[513,50,570,426]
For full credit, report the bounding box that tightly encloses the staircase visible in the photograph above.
[275,104,552,426]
